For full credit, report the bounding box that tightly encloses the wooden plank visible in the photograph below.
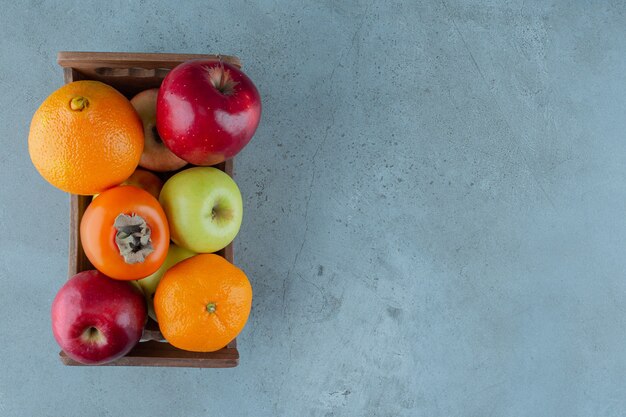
[60,343,239,368]
[223,158,235,265]
[58,51,241,69]
[58,52,242,98]
[68,195,93,277]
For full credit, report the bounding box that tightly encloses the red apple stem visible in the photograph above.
[207,65,238,96]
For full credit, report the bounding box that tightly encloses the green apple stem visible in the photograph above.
[206,302,217,314]
[211,201,234,223]
[114,213,154,264]
[70,96,89,111]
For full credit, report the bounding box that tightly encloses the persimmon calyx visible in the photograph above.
[114,213,154,264]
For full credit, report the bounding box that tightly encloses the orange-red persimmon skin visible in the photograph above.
[80,185,170,280]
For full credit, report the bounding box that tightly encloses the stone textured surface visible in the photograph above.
[1,1,626,416]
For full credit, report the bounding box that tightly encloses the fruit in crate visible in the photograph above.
[51,270,147,365]
[28,80,143,195]
[92,169,163,200]
[137,243,196,321]
[118,168,163,199]
[155,254,252,352]
[156,60,261,165]
[159,167,243,253]
[130,88,187,172]
[81,185,170,280]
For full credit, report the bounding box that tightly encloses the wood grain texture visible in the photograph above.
[58,51,241,69]
[63,51,241,368]
[58,51,242,97]
[60,344,239,368]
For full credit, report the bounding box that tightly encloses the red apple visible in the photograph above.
[131,88,187,172]
[51,270,147,365]
[156,60,261,166]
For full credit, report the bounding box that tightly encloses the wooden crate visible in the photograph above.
[58,51,242,367]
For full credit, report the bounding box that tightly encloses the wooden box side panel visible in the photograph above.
[60,343,239,368]
[62,53,239,367]
[58,52,241,97]
[58,51,241,69]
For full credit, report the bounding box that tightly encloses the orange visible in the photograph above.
[154,254,252,352]
[28,80,143,195]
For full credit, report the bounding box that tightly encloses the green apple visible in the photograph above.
[128,280,144,295]
[136,243,196,321]
[159,167,243,253]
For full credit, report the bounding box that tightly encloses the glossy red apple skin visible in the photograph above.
[51,270,147,365]
[156,60,261,166]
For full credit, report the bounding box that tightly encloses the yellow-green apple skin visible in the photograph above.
[159,167,243,253]
[137,243,195,321]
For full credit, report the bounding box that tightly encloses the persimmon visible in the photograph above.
[80,185,169,280]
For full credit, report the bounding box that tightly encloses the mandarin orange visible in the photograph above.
[154,254,252,352]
